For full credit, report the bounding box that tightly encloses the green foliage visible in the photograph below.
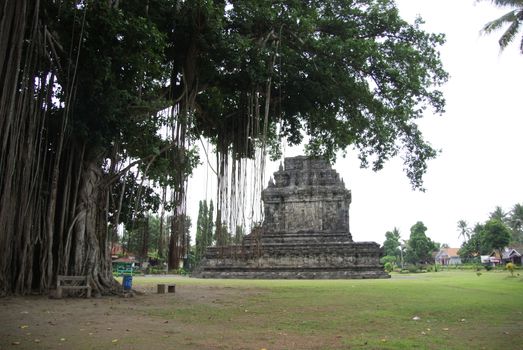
[382,228,401,259]
[461,203,523,251]
[481,219,511,255]
[121,217,149,256]
[121,213,188,259]
[459,223,489,258]
[233,225,245,245]
[506,262,515,276]
[2,0,449,295]
[175,267,189,276]
[508,203,523,244]
[215,222,232,246]
[479,0,523,53]
[489,206,507,222]
[195,200,207,263]
[407,264,419,273]
[380,255,397,266]
[384,262,394,273]
[457,219,470,243]
[144,265,164,274]
[52,1,169,151]
[188,0,448,188]
[45,0,201,251]
[405,221,437,264]
[113,174,161,230]
[195,199,215,265]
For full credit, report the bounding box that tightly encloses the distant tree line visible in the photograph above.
[382,221,439,267]
[458,203,522,261]
[381,203,523,268]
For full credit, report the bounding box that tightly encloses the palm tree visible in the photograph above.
[508,203,523,243]
[489,206,507,222]
[457,220,470,243]
[479,0,523,52]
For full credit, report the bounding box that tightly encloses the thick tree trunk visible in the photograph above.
[168,215,178,270]
[70,157,119,295]
[158,187,166,258]
[141,216,149,261]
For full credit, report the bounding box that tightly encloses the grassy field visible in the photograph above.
[127,270,523,349]
[1,270,522,349]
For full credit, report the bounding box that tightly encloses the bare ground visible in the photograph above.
[0,279,335,350]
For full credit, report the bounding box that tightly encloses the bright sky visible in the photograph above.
[187,1,523,248]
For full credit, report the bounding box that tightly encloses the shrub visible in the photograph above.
[427,264,440,272]
[380,255,397,266]
[484,265,493,271]
[384,262,394,273]
[506,262,515,276]
[149,267,166,275]
[175,267,189,276]
[407,264,419,273]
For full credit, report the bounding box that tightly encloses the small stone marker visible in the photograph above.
[157,284,175,294]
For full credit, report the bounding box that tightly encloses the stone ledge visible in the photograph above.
[194,269,390,279]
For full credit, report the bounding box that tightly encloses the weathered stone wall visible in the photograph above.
[193,156,389,279]
[195,241,387,279]
[263,156,351,236]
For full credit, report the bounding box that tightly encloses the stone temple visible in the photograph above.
[193,156,389,279]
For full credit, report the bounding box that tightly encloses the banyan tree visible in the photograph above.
[0,0,447,295]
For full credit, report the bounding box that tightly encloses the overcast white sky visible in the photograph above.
[187,0,523,248]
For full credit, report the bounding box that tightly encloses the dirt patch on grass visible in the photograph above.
[0,281,339,350]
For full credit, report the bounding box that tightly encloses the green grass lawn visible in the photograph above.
[123,270,522,349]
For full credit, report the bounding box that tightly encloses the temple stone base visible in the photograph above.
[193,238,389,279]
[193,156,389,279]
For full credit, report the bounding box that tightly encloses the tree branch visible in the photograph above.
[104,142,177,186]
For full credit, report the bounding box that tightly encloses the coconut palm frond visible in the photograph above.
[499,19,521,48]
[490,0,523,7]
[479,0,523,7]
[481,10,517,34]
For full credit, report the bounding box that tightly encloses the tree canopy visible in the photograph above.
[460,203,523,260]
[457,220,471,243]
[482,219,511,255]
[382,228,402,260]
[0,0,447,295]
[405,221,437,265]
[508,203,523,243]
[189,0,448,188]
